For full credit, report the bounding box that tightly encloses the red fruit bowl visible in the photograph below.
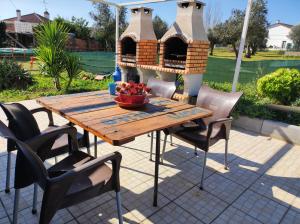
[118,94,146,104]
[114,96,149,109]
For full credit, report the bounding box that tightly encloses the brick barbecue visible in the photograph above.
[118,0,210,98]
[160,0,209,74]
[118,7,157,65]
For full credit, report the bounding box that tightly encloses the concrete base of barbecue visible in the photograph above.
[158,71,177,82]
[137,68,157,84]
[183,74,203,96]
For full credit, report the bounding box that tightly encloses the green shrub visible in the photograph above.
[257,68,300,105]
[0,60,33,90]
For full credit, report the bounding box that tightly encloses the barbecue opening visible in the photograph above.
[121,37,136,63]
[164,37,188,69]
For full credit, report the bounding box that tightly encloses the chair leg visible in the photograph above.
[149,132,154,161]
[116,192,124,224]
[199,151,207,190]
[160,134,168,164]
[224,139,229,170]
[170,134,174,146]
[13,189,20,224]
[94,136,98,158]
[194,146,198,155]
[32,183,38,214]
[5,152,11,193]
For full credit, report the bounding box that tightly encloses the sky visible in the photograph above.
[0,0,299,27]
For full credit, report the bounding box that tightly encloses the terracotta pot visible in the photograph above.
[119,94,146,104]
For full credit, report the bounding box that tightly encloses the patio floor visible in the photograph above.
[0,100,300,224]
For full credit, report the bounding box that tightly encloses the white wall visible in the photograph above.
[267,25,293,50]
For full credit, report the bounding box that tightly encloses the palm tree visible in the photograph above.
[35,21,69,90]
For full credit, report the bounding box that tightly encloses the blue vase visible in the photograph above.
[113,66,121,82]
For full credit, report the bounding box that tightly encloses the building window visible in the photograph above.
[282,41,287,49]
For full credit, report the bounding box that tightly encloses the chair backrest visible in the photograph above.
[147,78,176,99]
[0,120,48,189]
[196,85,243,125]
[0,103,41,141]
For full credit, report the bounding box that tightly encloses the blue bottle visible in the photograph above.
[113,66,121,82]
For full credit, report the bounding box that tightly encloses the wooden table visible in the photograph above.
[37,91,212,206]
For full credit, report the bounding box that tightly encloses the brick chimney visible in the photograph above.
[16,10,21,21]
[44,11,50,20]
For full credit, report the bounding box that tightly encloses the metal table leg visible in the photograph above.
[153,130,160,207]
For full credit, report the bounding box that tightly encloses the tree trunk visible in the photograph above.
[245,44,251,58]
[54,77,61,91]
[210,43,215,56]
[232,43,238,59]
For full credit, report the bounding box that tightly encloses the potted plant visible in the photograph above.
[116,82,151,104]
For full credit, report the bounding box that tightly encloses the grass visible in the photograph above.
[0,71,112,102]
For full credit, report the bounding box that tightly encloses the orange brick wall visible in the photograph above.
[118,39,158,65]
[136,40,157,65]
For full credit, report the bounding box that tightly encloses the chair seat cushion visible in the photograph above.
[174,127,220,151]
[47,150,112,204]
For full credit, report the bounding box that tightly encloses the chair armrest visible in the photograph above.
[25,125,79,155]
[207,117,233,140]
[51,152,122,190]
[30,107,54,126]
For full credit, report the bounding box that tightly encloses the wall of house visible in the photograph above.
[267,25,293,50]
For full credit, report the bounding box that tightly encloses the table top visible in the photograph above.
[37,91,212,146]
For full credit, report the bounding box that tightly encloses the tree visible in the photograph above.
[153,16,168,39]
[0,22,7,47]
[35,21,69,90]
[207,24,223,55]
[90,3,127,51]
[220,9,244,58]
[53,16,91,40]
[245,0,269,58]
[289,24,300,49]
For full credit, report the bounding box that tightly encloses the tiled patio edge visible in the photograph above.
[233,116,300,145]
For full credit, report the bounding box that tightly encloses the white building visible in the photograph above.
[267,21,293,50]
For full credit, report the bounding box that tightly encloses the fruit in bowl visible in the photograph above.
[116,82,151,105]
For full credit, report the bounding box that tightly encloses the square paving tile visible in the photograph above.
[121,180,170,222]
[217,160,261,188]
[0,217,10,224]
[174,186,228,224]
[232,190,288,224]
[280,208,300,224]
[76,198,139,224]
[251,174,298,207]
[212,207,262,224]
[204,173,245,204]
[68,193,113,218]
[158,169,194,201]
[176,159,214,184]
[9,204,74,224]
[142,202,202,224]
